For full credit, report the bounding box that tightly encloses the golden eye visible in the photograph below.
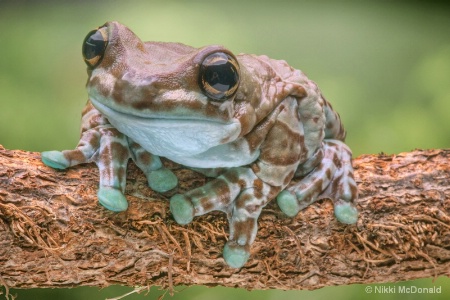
[82,25,108,68]
[199,52,240,101]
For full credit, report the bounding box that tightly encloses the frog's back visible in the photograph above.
[243,53,346,142]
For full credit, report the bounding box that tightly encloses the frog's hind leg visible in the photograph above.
[276,143,337,216]
[128,139,178,193]
[277,140,358,224]
[225,181,280,268]
[169,167,279,268]
[323,140,359,224]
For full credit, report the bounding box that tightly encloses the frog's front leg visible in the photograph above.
[42,124,131,211]
[42,101,177,212]
[277,140,358,224]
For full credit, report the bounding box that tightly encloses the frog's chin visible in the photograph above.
[91,100,242,161]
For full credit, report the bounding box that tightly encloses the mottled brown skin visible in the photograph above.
[41,21,358,268]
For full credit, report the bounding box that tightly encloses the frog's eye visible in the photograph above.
[199,52,240,101]
[82,26,108,69]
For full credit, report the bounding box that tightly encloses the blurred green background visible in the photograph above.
[0,0,449,299]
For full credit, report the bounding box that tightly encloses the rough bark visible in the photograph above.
[0,145,449,292]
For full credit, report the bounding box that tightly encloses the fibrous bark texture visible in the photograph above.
[0,145,449,291]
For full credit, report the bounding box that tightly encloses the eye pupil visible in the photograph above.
[199,52,240,100]
[82,26,108,68]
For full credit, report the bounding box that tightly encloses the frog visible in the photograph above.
[41,21,358,268]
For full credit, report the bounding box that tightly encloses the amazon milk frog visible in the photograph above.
[42,21,358,268]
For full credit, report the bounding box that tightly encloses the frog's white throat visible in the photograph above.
[91,100,258,168]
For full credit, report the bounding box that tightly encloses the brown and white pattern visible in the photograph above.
[42,21,358,268]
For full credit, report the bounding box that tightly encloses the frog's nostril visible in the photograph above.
[141,76,157,86]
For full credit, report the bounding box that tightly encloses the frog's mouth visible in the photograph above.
[91,100,242,158]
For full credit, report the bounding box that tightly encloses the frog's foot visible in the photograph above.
[97,186,128,212]
[128,140,178,193]
[334,199,358,224]
[170,194,194,225]
[277,140,358,224]
[41,127,102,170]
[147,168,178,193]
[41,150,71,170]
[223,242,250,269]
[169,168,278,268]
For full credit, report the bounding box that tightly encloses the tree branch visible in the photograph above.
[0,145,449,291]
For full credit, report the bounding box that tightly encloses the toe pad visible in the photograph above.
[41,151,70,170]
[148,168,178,192]
[170,194,194,225]
[276,190,300,217]
[223,242,250,268]
[334,200,358,224]
[98,187,128,212]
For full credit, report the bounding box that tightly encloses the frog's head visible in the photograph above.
[81,21,251,158]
